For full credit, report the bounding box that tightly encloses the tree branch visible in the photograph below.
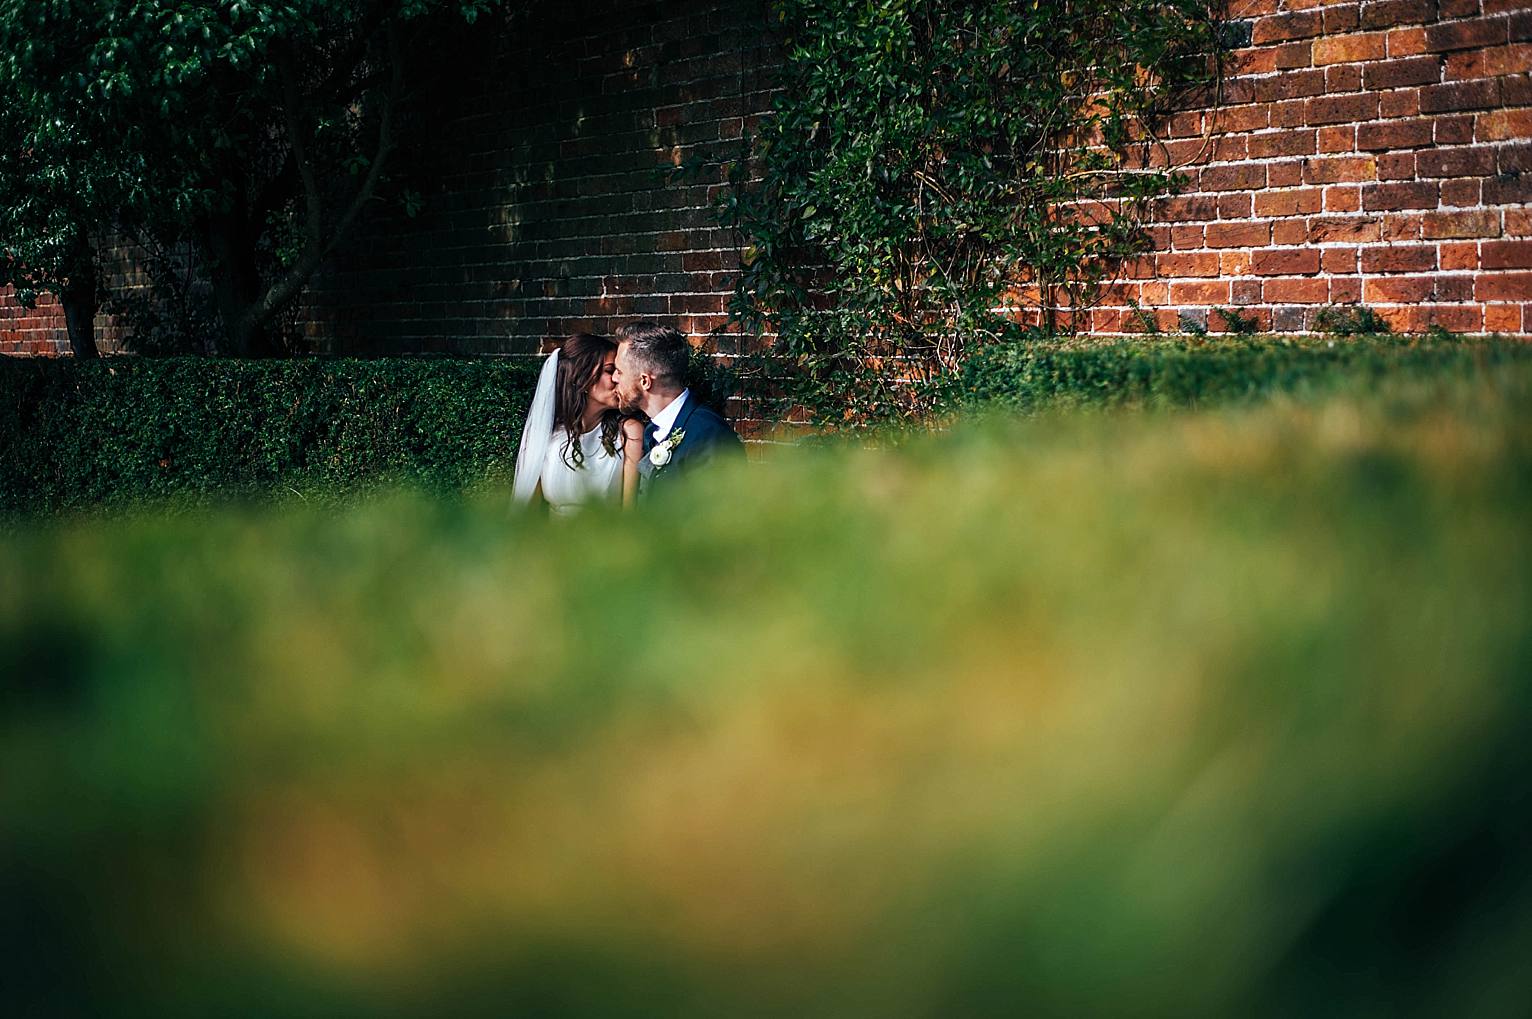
[277,47,324,249]
[240,20,404,336]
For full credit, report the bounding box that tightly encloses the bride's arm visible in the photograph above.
[621,417,644,508]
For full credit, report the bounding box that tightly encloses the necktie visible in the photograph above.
[642,422,659,452]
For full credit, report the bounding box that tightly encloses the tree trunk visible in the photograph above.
[202,209,277,357]
[61,227,99,359]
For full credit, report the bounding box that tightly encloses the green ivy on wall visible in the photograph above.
[723,0,1225,427]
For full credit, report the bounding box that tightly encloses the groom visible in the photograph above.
[612,321,742,494]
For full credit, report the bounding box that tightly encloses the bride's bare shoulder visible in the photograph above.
[621,417,646,440]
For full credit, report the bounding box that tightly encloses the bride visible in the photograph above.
[511,333,645,514]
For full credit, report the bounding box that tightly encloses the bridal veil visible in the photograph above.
[511,347,559,504]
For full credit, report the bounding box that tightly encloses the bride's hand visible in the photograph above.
[620,417,645,508]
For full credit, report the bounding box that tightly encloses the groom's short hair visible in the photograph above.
[616,321,688,387]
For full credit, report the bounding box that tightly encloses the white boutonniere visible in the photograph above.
[648,428,685,469]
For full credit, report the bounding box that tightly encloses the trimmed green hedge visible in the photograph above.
[0,357,542,516]
[961,334,1532,412]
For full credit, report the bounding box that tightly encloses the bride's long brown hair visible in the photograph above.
[554,333,624,469]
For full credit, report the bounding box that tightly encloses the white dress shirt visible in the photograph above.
[648,388,690,443]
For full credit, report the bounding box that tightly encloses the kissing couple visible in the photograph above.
[511,321,743,515]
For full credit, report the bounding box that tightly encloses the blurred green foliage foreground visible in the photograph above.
[4,363,1532,1017]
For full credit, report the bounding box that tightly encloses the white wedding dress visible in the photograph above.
[511,348,624,516]
[535,425,623,516]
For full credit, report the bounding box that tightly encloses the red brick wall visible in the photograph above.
[1086,0,1531,336]
[0,292,67,355]
[3,0,1529,357]
[299,0,778,357]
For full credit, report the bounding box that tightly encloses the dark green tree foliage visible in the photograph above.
[0,1,509,357]
[725,0,1222,426]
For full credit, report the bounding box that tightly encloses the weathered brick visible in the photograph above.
[1234,47,1278,75]
[1385,213,1426,240]
[1263,277,1331,303]
[1157,252,1221,276]
[1362,56,1441,90]
[1435,115,1476,144]
[10,0,1531,351]
[1441,241,1481,269]
[1169,280,1232,303]
[1364,275,1440,302]
[1317,125,1356,152]
[1325,64,1364,94]
[1270,306,1312,330]
[1441,177,1484,206]
[1357,118,1434,151]
[1418,146,1498,177]
[1324,4,1361,33]
[1378,153,1417,179]
[1271,99,1309,128]
[1360,245,1438,272]
[1220,251,1252,276]
[1217,193,1255,219]
[1256,69,1326,101]
[1252,248,1322,275]
[1361,0,1437,30]
[1249,129,1318,158]
[1215,135,1250,161]
[1512,9,1532,41]
[1230,279,1264,305]
[1303,155,1377,183]
[1211,104,1271,132]
[1379,89,1422,118]
[1482,241,1532,269]
[1307,92,1380,124]
[1207,222,1272,248]
[1165,111,1205,138]
[1157,195,1220,220]
[1325,185,1363,212]
[1201,164,1268,191]
[1255,188,1325,216]
[1484,303,1522,330]
[1499,144,1532,176]
[1274,219,1309,244]
[1314,32,1388,65]
[1474,272,1532,301]
[1404,304,1485,331]
[1419,79,1502,112]
[1323,246,1360,273]
[1252,11,1324,45]
[1484,174,1532,204]
[1422,209,1502,238]
[1269,161,1305,186]
[1442,45,1531,79]
[1274,41,1314,69]
[1332,277,1365,304]
[1425,17,1510,53]
[1171,225,1207,249]
[1477,108,1532,141]
[1310,215,1384,243]
[1363,181,1440,210]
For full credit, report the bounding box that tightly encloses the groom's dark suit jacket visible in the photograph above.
[642,394,743,492]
